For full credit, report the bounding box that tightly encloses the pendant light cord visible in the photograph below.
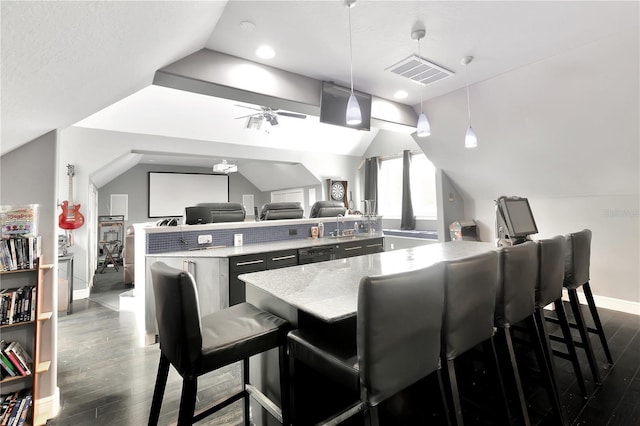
[465,64,471,124]
[418,37,424,113]
[348,4,354,94]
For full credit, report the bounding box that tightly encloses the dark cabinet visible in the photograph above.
[230,249,298,305]
[230,239,383,305]
[335,237,384,259]
[229,253,267,306]
[266,249,298,269]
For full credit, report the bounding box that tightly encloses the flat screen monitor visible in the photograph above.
[498,196,538,238]
[185,206,212,225]
[319,81,371,131]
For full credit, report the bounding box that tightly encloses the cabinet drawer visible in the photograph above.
[229,254,267,273]
[336,237,384,258]
[266,250,298,269]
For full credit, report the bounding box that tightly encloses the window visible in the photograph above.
[378,153,437,219]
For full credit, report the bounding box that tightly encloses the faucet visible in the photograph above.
[335,214,343,237]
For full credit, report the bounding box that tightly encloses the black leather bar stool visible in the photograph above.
[440,250,511,426]
[148,262,291,426]
[495,242,566,426]
[535,236,588,397]
[561,229,613,384]
[287,262,447,425]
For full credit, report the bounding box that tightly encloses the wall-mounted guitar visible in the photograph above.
[59,164,85,230]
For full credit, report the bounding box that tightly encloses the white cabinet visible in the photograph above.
[144,255,228,342]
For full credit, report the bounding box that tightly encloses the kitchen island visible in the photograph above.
[240,240,496,425]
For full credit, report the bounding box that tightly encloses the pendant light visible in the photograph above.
[412,28,431,137]
[461,55,477,148]
[345,0,361,125]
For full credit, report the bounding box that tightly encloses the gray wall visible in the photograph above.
[97,164,269,227]
[0,131,58,409]
[418,30,639,305]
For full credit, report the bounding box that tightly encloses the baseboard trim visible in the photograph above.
[562,290,640,316]
[36,386,60,425]
[73,288,89,300]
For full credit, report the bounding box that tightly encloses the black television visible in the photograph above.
[497,196,538,239]
[319,81,372,131]
[185,206,212,225]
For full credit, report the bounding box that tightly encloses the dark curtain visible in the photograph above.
[400,150,416,230]
[364,157,379,214]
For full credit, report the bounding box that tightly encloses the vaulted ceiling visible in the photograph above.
[2,1,637,178]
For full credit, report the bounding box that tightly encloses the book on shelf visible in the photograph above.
[0,286,34,325]
[4,342,32,376]
[0,341,18,378]
[0,390,31,426]
[0,236,39,272]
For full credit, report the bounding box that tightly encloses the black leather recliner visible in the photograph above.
[259,202,304,220]
[309,201,347,218]
[197,202,246,223]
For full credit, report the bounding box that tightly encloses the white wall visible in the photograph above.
[418,30,639,307]
[59,126,363,290]
[0,131,59,419]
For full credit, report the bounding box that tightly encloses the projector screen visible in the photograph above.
[148,172,229,218]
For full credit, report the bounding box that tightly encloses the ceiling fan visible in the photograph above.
[234,105,306,126]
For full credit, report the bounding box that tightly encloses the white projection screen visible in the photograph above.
[148,172,229,217]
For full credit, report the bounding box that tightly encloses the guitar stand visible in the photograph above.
[99,243,120,273]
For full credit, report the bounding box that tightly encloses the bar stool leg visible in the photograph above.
[483,337,514,425]
[243,358,251,426]
[526,315,566,426]
[436,368,453,426]
[148,353,170,426]
[583,283,613,365]
[568,289,601,384]
[499,326,531,426]
[443,358,465,426]
[178,376,197,426]
[278,345,290,426]
[364,405,380,426]
[552,299,588,397]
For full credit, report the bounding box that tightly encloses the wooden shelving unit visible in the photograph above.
[0,257,52,425]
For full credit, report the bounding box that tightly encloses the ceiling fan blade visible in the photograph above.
[234,113,260,119]
[234,104,263,112]
[276,112,307,119]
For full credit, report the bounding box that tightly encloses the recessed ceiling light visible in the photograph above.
[393,90,408,99]
[256,45,275,59]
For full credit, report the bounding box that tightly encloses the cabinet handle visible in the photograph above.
[366,243,383,248]
[236,259,265,267]
[344,246,363,251]
[270,255,296,262]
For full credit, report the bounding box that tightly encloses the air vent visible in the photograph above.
[386,54,454,86]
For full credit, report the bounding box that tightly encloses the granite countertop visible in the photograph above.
[145,233,385,258]
[240,241,496,323]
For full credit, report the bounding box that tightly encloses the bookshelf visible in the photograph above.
[0,258,52,425]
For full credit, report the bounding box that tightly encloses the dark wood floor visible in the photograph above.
[45,296,639,426]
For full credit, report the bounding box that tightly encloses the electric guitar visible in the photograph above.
[59,164,85,230]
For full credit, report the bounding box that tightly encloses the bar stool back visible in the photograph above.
[287,262,447,425]
[148,262,290,426]
[441,250,510,426]
[535,236,588,397]
[496,241,566,426]
[563,229,613,384]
